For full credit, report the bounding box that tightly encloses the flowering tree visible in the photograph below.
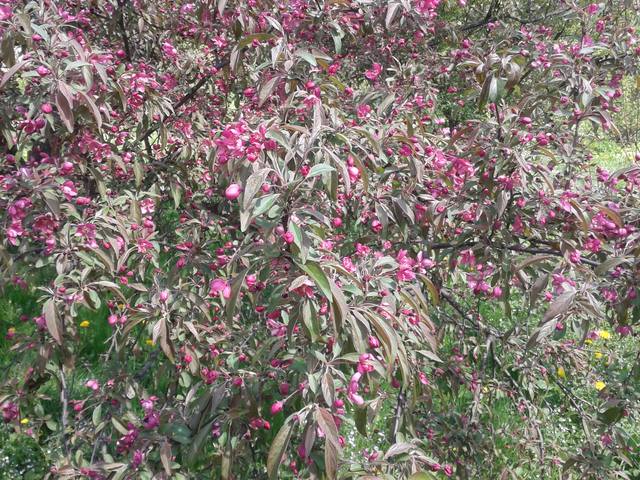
[1,0,639,478]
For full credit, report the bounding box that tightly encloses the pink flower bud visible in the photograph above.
[347,165,360,182]
[225,183,241,200]
[85,379,100,391]
[60,161,74,174]
[270,401,283,415]
[36,65,50,76]
[41,103,53,114]
[332,217,342,228]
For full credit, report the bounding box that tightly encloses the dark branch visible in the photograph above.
[117,0,132,61]
[136,60,228,145]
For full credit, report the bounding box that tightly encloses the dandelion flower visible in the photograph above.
[598,330,611,340]
[79,320,90,328]
[594,381,606,391]
[20,418,29,425]
[557,367,566,379]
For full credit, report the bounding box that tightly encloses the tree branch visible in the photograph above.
[117,0,132,61]
[391,388,405,442]
[136,60,229,145]
[505,245,599,267]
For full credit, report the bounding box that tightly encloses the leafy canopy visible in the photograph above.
[1,0,639,478]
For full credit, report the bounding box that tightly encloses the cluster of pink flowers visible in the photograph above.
[347,354,375,406]
[213,122,277,165]
[396,249,435,282]
[6,198,32,246]
[116,423,139,454]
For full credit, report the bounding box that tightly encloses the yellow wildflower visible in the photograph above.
[594,351,603,359]
[598,330,611,340]
[594,381,606,391]
[79,320,90,328]
[557,367,566,379]
[585,338,593,345]
[145,339,155,346]
[20,418,29,425]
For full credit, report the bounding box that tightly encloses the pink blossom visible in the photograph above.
[137,238,154,254]
[85,379,100,391]
[270,401,284,415]
[225,184,241,200]
[283,231,294,244]
[356,104,371,119]
[209,278,231,299]
[364,63,382,81]
[0,5,13,21]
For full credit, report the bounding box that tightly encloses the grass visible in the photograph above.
[586,137,636,172]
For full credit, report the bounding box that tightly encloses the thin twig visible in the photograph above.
[60,365,70,457]
[136,60,229,145]
[117,0,132,61]
[391,387,405,442]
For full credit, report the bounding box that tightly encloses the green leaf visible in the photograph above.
[160,441,172,476]
[160,422,192,445]
[599,406,624,425]
[295,49,317,66]
[306,163,335,178]
[329,279,347,334]
[289,221,310,263]
[238,33,275,48]
[267,416,295,479]
[226,269,248,322]
[296,261,333,302]
[541,290,576,324]
[384,442,414,459]
[595,257,628,276]
[55,90,74,133]
[44,298,62,345]
[252,193,279,217]
[385,2,401,29]
[92,404,102,426]
[243,169,270,210]
[315,408,340,480]
[0,59,28,89]
[259,75,282,107]
[408,473,438,480]
[87,289,101,309]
